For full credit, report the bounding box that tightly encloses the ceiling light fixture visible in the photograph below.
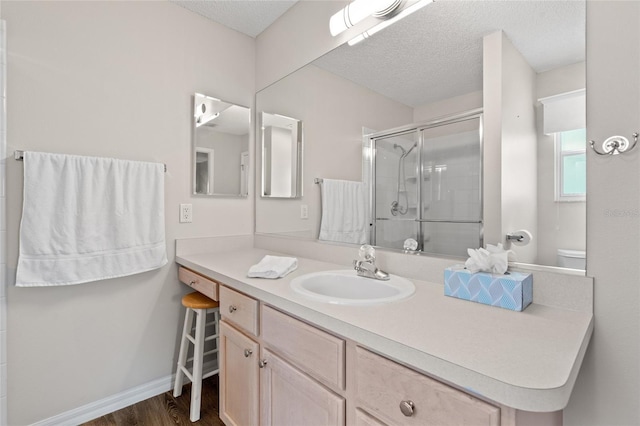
[347,0,433,46]
[329,0,403,36]
[196,112,220,127]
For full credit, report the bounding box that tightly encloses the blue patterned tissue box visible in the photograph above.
[444,266,533,311]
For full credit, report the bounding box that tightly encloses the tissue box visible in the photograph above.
[444,266,533,311]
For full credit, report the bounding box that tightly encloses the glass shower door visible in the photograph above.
[419,117,482,257]
[372,131,419,250]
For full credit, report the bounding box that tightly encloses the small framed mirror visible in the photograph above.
[260,112,303,198]
[192,93,250,197]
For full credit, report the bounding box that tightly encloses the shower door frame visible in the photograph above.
[366,108,484,254]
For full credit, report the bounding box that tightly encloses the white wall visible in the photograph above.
[413,90,483,123]
[2,2,254,424]
[483,31,538,263]
[535,62,586,266]
[564,2,640,425]
[195,128,247,194]
[255,64,412,238]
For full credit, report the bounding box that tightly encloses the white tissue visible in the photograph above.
[464,243,515,274]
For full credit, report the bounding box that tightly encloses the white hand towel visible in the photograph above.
[16,151,168,287]
[247,255,298,279]
[319,179,368,244]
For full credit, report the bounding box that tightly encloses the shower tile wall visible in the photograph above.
[0,19,7,426]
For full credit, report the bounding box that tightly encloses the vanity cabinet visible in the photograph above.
[209,280,559,426]
[178,266,219,300]
[219,320,260,426]
[260,348,345,425]
[219,286,261,426]
[219,286,346,426]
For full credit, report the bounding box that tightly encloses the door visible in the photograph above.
[219,320,259,426]
[420,117,482,256]
[372,130,420,250]
[260,348,345,426]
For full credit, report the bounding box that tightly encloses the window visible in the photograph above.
[556,128,586,201]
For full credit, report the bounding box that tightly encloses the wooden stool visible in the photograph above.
[173,292,220,422]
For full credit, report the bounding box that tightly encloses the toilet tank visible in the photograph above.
[557,249,586,270]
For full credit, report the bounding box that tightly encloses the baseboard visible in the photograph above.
[30,375,174,426]
[30,360,218,426]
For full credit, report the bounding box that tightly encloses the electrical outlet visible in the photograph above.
[300,204,308,219]
[179,204,193,223]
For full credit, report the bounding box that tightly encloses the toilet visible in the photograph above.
[557,249,586,270]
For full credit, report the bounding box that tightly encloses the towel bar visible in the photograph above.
[14,150,167,172]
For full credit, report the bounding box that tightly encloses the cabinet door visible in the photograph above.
[260,348,345,426]
[220,320,259,426]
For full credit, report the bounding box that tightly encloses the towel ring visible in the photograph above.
[589,132,638,156]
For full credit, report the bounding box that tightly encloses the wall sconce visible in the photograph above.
[347,0,433,46]
[329,0,403,36]
[330,0,433,46]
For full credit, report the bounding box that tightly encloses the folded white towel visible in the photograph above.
[16,151,167,287]
[247,255,298,279]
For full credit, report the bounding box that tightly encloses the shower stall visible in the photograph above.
[366,110,483,257]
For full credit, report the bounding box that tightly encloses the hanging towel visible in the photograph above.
[15,152,168,287]
[247,255,298,279]
[319,179,368,244]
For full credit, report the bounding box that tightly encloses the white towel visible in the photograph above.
[247,255,298,279]
[319,179,368,244]
[15,152,168,287]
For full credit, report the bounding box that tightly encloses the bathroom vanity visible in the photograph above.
[176,241,593,426]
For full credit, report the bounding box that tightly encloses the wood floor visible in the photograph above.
[82,377,224,426]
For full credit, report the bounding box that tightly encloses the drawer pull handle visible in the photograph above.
[189,280,196,286]
[244,349,253,358]
[400,400,415,417]
[229,305,237,313]
[259,359,268,368]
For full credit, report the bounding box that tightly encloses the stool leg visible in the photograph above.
[190,308,206,422]
[173,308,194,397]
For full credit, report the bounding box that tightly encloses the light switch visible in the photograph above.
[300,204,308,219]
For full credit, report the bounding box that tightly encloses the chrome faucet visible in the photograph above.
[353,245,390,281]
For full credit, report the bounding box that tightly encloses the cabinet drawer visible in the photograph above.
[355,347,500,426]
[220,286,259,336]
[178,267,218,301]
[261,305,345,390]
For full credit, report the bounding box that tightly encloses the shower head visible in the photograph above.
[393,143,407,156]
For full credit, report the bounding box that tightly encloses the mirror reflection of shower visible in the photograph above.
[391,142,417,216]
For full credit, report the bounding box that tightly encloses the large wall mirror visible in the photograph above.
[255,1,586,272]
[193,93,250,197]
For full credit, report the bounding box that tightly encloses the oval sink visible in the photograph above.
[290,270,415,306]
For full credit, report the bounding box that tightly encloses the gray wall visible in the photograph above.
[2,2,254,424]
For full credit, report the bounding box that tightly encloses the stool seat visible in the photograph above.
[174,291,221,422]
[182,292,219,310]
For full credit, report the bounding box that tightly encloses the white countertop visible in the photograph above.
[176,248,593,413]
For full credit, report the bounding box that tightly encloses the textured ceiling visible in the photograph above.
[313,0,585,107]
[173,0,585,108]
[171,0,298,37]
